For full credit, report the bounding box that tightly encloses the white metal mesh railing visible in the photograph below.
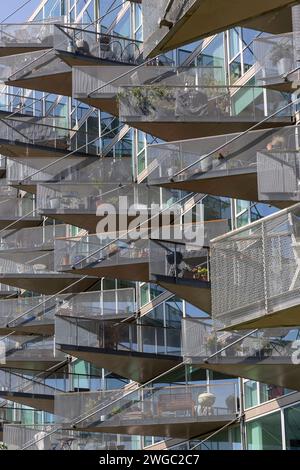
[211,204,300,329]
[145,126,298,185]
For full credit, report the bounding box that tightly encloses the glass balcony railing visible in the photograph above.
[254,32,300,88]
[182,318,300,365]
[73,65,224,100]
[0,251,55,275]
[0,116,99,156]
[118,85,293,123]
[0,295,56,329]
[3,424,132,450]
[54,389,126,424]
[0,194,37,219]
[54,25,143,64]
[55,288,136,320]
[0,369,66,396]
[37,182,181,216]
[149,240,210,284]
[0,283,19,295]
[7,156,133,185]
[70,382,238,433]
[0,224,68,252]
[211,203,300,330]
[257,150,300,201]
[0,49,70,83]
[55,316,182,357]
[0,90,45,117]
[0,335,65,366]
[145,125,298,186]
[55,236,150,278]
[0,23,56,53]
[54,220,226,276]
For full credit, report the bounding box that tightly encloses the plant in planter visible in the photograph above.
[206,331,218,354]
[0,442,7,450]
[269,42,294,76]
[148,85,175,119]
[193,266,208,281]
[117,87,153,117]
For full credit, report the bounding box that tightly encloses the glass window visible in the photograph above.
[247,412,282,450]
[285,403,300,450]
[259,383,290,403]
[244,380,258,409]
[197,34,225,73]
[229,28,241,59]
[236,211,249,228]
[230,57,242,83]
[236,199,249,214]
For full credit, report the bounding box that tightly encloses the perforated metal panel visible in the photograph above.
[211,204,300,329]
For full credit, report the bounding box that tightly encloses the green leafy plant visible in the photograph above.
[193,266,208,280]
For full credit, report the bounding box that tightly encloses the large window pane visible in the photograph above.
[285,404,300,450]
[247,412,282,450]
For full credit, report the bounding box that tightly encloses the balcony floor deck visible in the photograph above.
[123,118,293,142]
[0,323,54,336]
[0,391,54,413]
[156,170,292,209]
[155,275,211,314]
[145,0,295,58]
[188,357,300,391]
[57,344,181,383]
[0,273,98,295]
[65,261,150,283]
[6,71,72,97]
[74,414,237,439]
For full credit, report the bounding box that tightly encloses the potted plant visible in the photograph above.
[149,85,175,119]
[117,87,153,118]
[48,195,60,209]
[193,266,208,281]
[200,154,213,172]
[206,331,218,354]
[269,42,293,76]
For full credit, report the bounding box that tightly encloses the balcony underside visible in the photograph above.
[197,358,300,392]
[0,140,93,160]
[76,415,236,439]
[158,171,292,209]
[6,71,72,97]
[68,262,150,283]
[0,218,42,230]
[156,276,211,314]
[0,323,54,336]
[0,391,54,413]
[0,46,51,58]
[145,0,295,58]
[0,274,98,295]
[80,97,119,117]
[55,50,137,68]
[219,300,300,332]
[57,344,181,383]
[262,81,298,93]
[123,119,293,142]
[0,358,64,372]
[41,211,154,234]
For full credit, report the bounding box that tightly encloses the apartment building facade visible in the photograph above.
[0,0,299,451]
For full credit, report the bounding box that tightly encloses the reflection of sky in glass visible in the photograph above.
[1,1,41,23]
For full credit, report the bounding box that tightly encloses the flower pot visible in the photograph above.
[200,155,213,173]
[277,57,293,76]
[49,197,60,209]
